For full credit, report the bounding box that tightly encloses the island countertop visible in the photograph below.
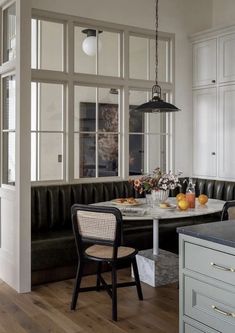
[177,220,235,248]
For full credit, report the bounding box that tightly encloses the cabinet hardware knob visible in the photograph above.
[211,152,216,156]
[212,80,216,83]
[210,262,235,272]
[212,305,235,318]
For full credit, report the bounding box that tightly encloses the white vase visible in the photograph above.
[151,189,169,204]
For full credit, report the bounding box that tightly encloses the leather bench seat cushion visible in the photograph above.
[32,230,77,271]
[31,221,153,271]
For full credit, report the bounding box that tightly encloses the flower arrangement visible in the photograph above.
[129,167,182,194]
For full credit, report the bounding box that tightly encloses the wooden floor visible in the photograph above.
[0,269,179,333]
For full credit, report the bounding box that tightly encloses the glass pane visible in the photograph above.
[129,134,145,175]
[98,88,119,132]
[3,75,16,130]
[148,134,167,171]
[74,86,96,132]
[150,39,168,82]
[148,113,166,134]
[38,133,63,181]
[98,134,118,177]
[31,82,37,131]
[75,133,96,178]
[31,19,37,69]
[3,3,16,62]
[37,83,63,131]
[31,133,36,181]
[31,19,63,71]
[129,90,148,133]
[98,31,120,77]
[129,36,148,79]
[74,26,96,74]
[3,132,15,185]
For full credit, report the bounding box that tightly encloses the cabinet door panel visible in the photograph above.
[193,39,217,87]
[193,89,217,177]
[219,33,235,83]
[219,85,235,178]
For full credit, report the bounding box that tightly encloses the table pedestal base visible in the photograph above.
[134,249,179,287]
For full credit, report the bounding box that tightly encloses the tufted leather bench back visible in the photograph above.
[31,178,235,233]
[194,179,235,201]
[31,181,134,232]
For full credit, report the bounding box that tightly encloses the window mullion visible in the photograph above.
[95,87,98,178]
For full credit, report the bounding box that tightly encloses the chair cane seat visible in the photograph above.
[85,244,136,260]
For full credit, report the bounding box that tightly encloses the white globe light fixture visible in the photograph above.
[82,29,102,56]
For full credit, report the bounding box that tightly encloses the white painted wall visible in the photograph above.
[212,0,235,27]
[32,0,213,176]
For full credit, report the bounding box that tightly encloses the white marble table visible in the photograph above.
[97,198,225,255]
[96,198,225,287]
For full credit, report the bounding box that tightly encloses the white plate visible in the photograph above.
[111,199,143,206]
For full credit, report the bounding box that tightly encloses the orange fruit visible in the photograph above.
[198,194,208,205]
[176,193,186,202]
[178,199,189,211]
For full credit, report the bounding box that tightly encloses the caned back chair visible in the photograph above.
[221,200,235,221]
[71,204,143,321]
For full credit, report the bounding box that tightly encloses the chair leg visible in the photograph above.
[132,257,143,300]
[111,264,117,321]
[96,262,102,291]
[71,261,83,310]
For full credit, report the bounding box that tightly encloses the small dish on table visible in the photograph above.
[111,197,143,206]
[159,202,177,210]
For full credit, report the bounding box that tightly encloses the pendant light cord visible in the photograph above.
[155,0,159,86]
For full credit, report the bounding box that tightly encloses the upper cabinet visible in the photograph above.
[193,39,217,88]
[219,33,235,83]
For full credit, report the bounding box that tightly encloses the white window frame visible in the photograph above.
[0,1,17,189]
[31,9,176,185]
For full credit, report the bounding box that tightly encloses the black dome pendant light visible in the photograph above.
[135,0,180,113]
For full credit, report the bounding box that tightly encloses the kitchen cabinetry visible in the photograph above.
[192,26,235,180]
[193,88,217,177]
[218,84,235,178]
[178,221,235,333]
[219,33,235,83]
[193,39,217,87]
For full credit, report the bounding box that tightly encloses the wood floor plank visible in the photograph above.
[0,269,178,333]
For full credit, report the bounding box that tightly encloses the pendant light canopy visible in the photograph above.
[134,0,180,113]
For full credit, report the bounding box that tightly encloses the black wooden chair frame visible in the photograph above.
[71,204,143,321]
[221,200,235,221]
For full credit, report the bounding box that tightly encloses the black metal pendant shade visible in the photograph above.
[135,85,180,113]
[135,0,181,114]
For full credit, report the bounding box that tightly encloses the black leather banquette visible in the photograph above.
[31,178,234,285]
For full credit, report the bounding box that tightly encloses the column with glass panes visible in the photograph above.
[0,0,31,292]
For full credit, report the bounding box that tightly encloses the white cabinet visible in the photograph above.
[218,85,235,178]
[193,39,217,87]
[193,88,217,177]
[192,26,235,180]
[219,33,235,83]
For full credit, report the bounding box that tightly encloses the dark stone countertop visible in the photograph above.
[177,220,235,248]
